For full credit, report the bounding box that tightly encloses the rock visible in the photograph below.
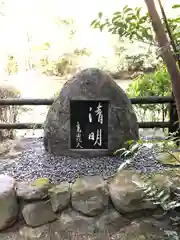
[71,176,109,216]
[17,224,50,240]
[95,208,128,235]
[111,220,167,240]
[43,68,139,157]
[0,232,19,240]
[15,219,169,240]
[0,175,18,230]
[22,201,57,227]
[56,209,96,239]
[18,225,50,240]
[18,211,95,240]
[49,182,71,212]
[16,178,51,201]
[109,170,156,213]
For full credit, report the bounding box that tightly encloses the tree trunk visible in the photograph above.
[144,0,180,126]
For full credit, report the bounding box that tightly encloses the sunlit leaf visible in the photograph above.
[123,5,132,13]
[172,4,180,9]
[90,19,97,27]
[98,12,103,19]
[157,152,180,166]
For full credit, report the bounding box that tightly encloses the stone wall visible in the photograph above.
[0,170,179,239]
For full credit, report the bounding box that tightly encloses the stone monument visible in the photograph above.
[43,68,139,156]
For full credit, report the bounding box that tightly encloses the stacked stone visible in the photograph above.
[0,170,178,239]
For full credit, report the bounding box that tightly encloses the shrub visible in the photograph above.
[0,85,21,140]
[40,55,77,77]
[5,55,18,75]
[126,66,171,122]
[40,48,91,77]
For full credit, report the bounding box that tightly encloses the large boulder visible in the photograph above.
[22,201,57,227]
[18,210,96,240]
[71,176,109,216]
[0,175,18,230]
[49,182,71,213]
[109,170,157,213]
[111,220,167,240]
[16,178,51,201]
[43,68,139,156]
[95,208,129,235]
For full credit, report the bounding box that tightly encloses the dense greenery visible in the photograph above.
[126,67,171,122]
[127,67,171,97]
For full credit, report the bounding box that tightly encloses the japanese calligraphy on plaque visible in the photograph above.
[70,100,108,149]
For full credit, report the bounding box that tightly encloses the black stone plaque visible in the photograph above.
[70,100,109,149]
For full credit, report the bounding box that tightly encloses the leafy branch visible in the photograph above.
[91,4,180,50]
[114,130,180,171]
[132,174,180,212]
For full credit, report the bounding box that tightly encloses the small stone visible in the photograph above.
[109,170,156,213]
[0,232,19,240]
[71,176,109,216]
[56,209,96,238]
[22,201,57,227]
[18,225,50,240]
[95,208,128,235]
[49,182,71,212]
[0,175,18,230]
[18,211,95,240]
[16,178,51,201]
[111,220,167,240]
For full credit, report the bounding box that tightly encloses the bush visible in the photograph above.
[40,48,91,77]
[0,85,21,140]
[40,55,77,77]
[126,66,171,122]
[5,55,18,75]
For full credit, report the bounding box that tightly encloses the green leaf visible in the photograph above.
[113,11,121,15]
[156,190,166,198]
[130,143,140,153]
[98,12,103,19]
[94,22,100,28]
[99,23,107,31]
[123,5,132,13]
[136,7,142,17]
[172,4,180,9]
[126,140,135,145]
[90,19,97,27]
[160,194,170,203]
[157,152,180,166]
[113,148,126,156]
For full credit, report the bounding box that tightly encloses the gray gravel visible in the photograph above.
[0,137,169,183]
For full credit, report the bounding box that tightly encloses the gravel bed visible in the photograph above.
[0,137,169,183]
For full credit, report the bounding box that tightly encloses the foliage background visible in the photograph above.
[0,0,178,78]
[0,0,179,140]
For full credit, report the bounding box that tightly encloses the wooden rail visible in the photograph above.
[0,96,177,131]
[0,96,174,105]
[0,122,170,129]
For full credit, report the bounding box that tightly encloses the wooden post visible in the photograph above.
[169,101,179,134]
[157,0,180,142]
[144,0,180,129]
